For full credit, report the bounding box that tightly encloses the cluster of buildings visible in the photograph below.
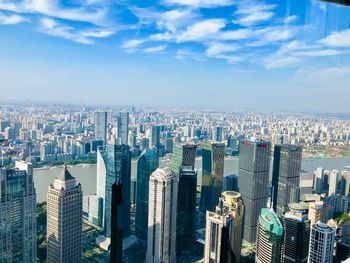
[0,105,350,262]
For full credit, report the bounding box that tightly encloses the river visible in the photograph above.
[33,157,350,202]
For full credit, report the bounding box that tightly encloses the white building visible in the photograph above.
[94,111,107,145]
[329,170,340,196]
[146,167,178,263]
[308,222,335,263]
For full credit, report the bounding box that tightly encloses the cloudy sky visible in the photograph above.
[0,0,350,112]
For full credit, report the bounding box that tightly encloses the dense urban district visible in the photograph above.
[0,103,350,263]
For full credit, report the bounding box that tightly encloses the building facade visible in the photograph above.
[171,143,197,174]
[94,111,107,145]
[272,144,302,215]
[0,161,37,262]
[146,168,178,263]
[238,139,271,243]
[116,111,129,145]
[135,148,159,240]
[47,166,83,263]
[308,222,335,263]
[200,141,225,213]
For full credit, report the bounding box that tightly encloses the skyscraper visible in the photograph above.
[94,111,107,145]
[200,141,225,213]
[104,144,132,238]
[238,139,271,243]
[47,166,83,263]
[150,125,161,148]
[116,111,129,145]
[146,167,178,263]
[176,166,198,256]
[135,148,159,240]
[308,222,335,263]
[96,147,107,228]
[171,142,197,175]
[308,201,328,225]
[212,126,223,142]
[256,208,284,263]
[282,202,311,263]
[204,192,244,263]
[272,144,302,215]
[0,161,37,262]
[328,170,340,196]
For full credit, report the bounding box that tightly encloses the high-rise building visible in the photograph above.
[328,170,340,196]
[272,144,302,215]
[212,126,223,142]
[204,192,244,263]
[116,111,129,145]
[176,166,198,256]
[314,167,326,194]
[308,222,335,263]
[256,208,284,263]
[94,111,107,145]
[135,148,159,240]
[340,170,350,196]
[171,143,197,175]
[96,147,107,227]
[146,167,178,263]
[200,141,225,213]
[238,139,271,243]
[282,202,310,263]
[308,201,328,225]
[47,166,83,263]
[150,125,162,148]
[103,144,132,238]
[0,161,37,262]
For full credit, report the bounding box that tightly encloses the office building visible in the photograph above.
[238,139,271,243]
[256,208,284,263]
[272,144,302,215]
[0,161,37,262]
[329,170,340,196]
[94,111,107,145]
[146,168,178,263]
[282,202,310,263]
[96,147,107,227]
[308,222,335,263]
[308,201,328,225]
[103,144,132,238]
[135,148,159,240]
[176,166,198,256]
[116,111,129,145]
[213,126,223,142]
[88,195,103,227]
[110,183,123,263]
[171,142,197,175]
[47,166,83,263]
[314,167,326,194]
[200,141,225,213]
[150,125,162,148]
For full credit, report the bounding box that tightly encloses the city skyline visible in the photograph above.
[1,0,350,112]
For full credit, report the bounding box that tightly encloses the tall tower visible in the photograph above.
[94,111,107,145]
[104,144,131,238]
[282,202,311,263]
[176,166,198,256]
[47,166,83,263]
[203,192,244,263]
[146,168,178,263]
[171,143,197,175]
[272,144,302,215]
[0,161,37,262]
[116,111,129,145]
[96,147,107,227]
[200,141,225,213]
[328,170,339,196]
[256,208,284,263]
[135,148,159,240]
[308,222,335,263]
[150,125,162,149]
[238,139,271,243]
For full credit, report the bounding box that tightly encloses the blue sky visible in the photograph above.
[1,0,350,112]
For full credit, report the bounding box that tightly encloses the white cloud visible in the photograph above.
[122,39,145,49]
[292,49,347,57]
[284,15,298,24]
[163,0,233,7]
[251,26,297,46]
[0,12,26,24]
[265,56,300,69]
[234,11,274,26]
[175,48,205,61]
[176,19,226,42]
[320,29,350,48]
[206,42,240,57]
[144,45,167,53]
[218,28,254,40]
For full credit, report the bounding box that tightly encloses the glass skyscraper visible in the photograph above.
[135,148,159,240]
[272,144,302,215]
[104,143,132,238]
[200,141,225,213]
[116,111,129,145]
[94,111,107,145]
[238,139,271,243]
[171,142,197,175]
[0,161,37,262]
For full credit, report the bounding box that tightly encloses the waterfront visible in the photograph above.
[33,157,350,202]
